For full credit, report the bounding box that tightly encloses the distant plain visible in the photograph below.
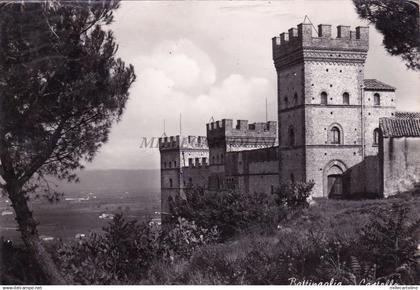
[0,169,160,242]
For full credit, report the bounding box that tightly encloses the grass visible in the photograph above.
[143,196,420,285]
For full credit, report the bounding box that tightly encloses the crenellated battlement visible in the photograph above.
[206,119,277,136]
[272,23,369,66]
[206,119,277,149]
[159,135,208,151]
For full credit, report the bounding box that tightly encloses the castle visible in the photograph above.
[159,23,420,214]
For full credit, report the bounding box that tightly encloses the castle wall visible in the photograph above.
[305,48,365,197]
[363,90,396,157]
[277,62,306,184]
[382,137,420,197]
[181,165,210,189]
[225,146,279,194]
[159,135,209,215]
[207,119,277,191]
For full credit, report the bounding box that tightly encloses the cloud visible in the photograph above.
[86,39,271,169]
[85,1,419,170]
[135,39,216,92]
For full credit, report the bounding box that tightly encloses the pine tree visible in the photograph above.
[0,1,135,284]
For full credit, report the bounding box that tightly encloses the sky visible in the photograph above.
[85,0,420,170]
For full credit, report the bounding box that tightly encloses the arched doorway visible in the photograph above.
[323,160,347,198]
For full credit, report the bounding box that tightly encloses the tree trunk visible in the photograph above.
[7,184,67,285]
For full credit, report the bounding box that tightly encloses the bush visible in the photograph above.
[56,213,219,284]
[152,198,420,285]
[1,239,47,285]
[160,217,219,260]
[168,187,288,240]
[274,181,315,209]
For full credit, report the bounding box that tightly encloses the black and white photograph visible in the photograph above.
[0,0,419,287]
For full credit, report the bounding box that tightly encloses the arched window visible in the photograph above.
[174,161,177,167]
[374,93,380,106]
[343,92,350,105]
[169,178,173,188]
[373,128,380,145]
[169,161,172,168]
[321,92,328,105]
[331,126,341,144]
[288,126,295,147]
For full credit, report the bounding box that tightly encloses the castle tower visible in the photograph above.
[158,135,209,215]
[273,23,395,198]
[206,119,277,191]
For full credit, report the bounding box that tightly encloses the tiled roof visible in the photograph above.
[395,111,420,119]
[380,117,420,137]
[363,79,396,91]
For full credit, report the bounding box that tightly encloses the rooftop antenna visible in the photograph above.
[161,119,167,137]
[303,15,318,35]
[179,113,182,137]
[265,98,268,123]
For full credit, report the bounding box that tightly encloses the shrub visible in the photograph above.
[168,187,287,240]
[153,198,420,285]
[57,214,160,284]
[56,213,219,284]
[274,181,315,209]
[160,217,219,260]
[1,239,47,285]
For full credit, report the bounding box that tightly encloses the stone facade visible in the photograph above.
[380,117,420,197]
[272,23,401,198]
[159,120,278,214]
[159,135,209,215]
[158,22,420,214]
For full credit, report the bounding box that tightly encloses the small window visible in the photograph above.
[290,173,295,184]
[331,127,341,144]
[188,158,193,166]
[169,161,172,168]
[373,128,380,145]
[202,157,207,165]
[195,157,200,165]
[212,156,215,164]
[343,92,349,105]
[288,126,295,147]
[374,93,380,106]
[174,161,177,167]
[284,97,289,107]
[169,178,173,188]
[294,92,298,105]
[321,92,328,105]
[221,153,224,162]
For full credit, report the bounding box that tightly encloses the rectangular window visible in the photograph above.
[202,157,207,165]
[374,93,380,106]
[343,94,349,105]
[188,158,193,166]
[195,157,200,165]
[321,94,328,105]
